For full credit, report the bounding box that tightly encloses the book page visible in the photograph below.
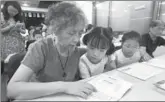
[145,59,165,69]
[79,74,132,101]
[118,63,164,81]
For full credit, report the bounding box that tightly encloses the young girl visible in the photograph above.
[110,31,142,68]
[79,27,114,79]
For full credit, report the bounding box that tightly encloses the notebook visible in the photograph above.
[117,63,164,81]
[144,58,165,69]
[79,74,132,101]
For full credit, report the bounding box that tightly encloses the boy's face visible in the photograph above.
[122,39,139,57]
[150,25,164,36]
[87,44,108,63]
[34,34,43,40]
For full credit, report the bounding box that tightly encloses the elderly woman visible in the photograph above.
[140,20,165,60]
[7,2,96,100]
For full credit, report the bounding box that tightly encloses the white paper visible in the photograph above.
[79,74,132,101]
[154,80,165,91]
[118,63,164,81]
[145,59,165,69]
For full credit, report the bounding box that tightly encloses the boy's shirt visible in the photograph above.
[111,49,141,68]
[79,53,108,79]
[141,33,165,57]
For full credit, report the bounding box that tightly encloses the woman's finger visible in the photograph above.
[77,91,88,99]
[82,87,93,95]
[85,83,97,92]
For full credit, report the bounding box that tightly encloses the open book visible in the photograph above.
[79,74,132,101]
[154,80,165,91]
[117,63,164,81]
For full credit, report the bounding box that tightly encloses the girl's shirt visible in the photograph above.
[79,53,109,79]
[111,49,141,68]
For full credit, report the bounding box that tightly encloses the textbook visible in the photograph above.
[79,74,132,101]
[154,80,165,91]
[117,63,164,81]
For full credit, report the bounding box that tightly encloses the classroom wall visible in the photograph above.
[160,1,165,22]
[96,1,110,27]
[75,1,93,24]
[129,1,153,35]
[95,1,153,34]
[110,1,131,31]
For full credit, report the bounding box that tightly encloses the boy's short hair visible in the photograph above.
[122,31,141,44]
[150,20,165,28]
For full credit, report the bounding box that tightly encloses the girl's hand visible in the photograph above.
[64,81,97,99]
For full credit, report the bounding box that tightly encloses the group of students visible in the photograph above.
[79,20,165,79]
[4,1,165,101]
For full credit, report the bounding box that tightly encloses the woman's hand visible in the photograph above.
[64,81,97,99]
[15,22,24,29]
[9,23,15,29]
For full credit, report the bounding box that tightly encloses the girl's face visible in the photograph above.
[122,39,140,57]
[7,5,18,17]
[86,44,108,63]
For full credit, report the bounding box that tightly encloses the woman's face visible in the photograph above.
[55,24,85,48]
[7,5,18,17]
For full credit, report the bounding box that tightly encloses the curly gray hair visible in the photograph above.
[45,2,87,34]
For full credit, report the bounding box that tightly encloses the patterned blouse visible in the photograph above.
[1,19,25,60]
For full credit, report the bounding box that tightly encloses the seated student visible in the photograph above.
[6,40,36,80]
[141,20,165,59]
[110,31,142,68]
[79,27,114,79]
[32,29,43,40]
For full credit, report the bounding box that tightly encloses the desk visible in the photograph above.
[17,55,165,101]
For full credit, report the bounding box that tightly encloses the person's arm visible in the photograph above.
[8,64,96,100]
[1,24,15,33]
[104,55,117,72]
[140,47,152,61]
[7,64,66,100]
[140,34,152,61]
